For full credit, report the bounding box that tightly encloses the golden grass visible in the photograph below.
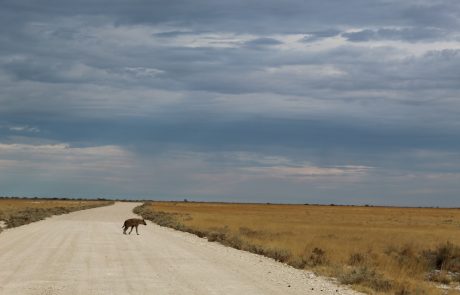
[135,201,460,295]
[0,198,114,229]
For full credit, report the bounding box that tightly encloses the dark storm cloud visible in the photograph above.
[342,27,448,42]
[244,38,283,47]
[153,31,203,38]
[1,0,460,204]
[2,0,459,34]
[301,29,341,42]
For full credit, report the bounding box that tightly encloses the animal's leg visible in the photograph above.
[136,225,139,235]
[129,226,133,234]
[122,225,127,234]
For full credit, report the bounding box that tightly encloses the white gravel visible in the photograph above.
[0,202,363,295]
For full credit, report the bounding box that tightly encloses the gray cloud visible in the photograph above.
[302,29,341,42]
[153,30,203,38]
[342,27,448,42]
[0,0,460,205]
[244,38,283,47]
[2,0,460,34]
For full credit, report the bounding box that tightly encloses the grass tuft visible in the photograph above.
[339,266,392,292]
[423,242,460,272]
[348,253,366,266]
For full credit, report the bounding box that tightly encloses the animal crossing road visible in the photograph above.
[0,202,361,295]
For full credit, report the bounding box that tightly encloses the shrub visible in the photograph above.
[428,270,452,285]
[207,231,226,242]
[222,235,244,249]
[452,272,460,283]
[339,266,392,292]
[348,252,365,266]
[423,242,460,272]
[245,244,266,255]
[264,247,291,263]
[393,285,411,295]
[309,247,327,266]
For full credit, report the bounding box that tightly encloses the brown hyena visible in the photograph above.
[122,218,147,235]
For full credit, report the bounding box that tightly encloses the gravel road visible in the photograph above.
[0,202,362,295]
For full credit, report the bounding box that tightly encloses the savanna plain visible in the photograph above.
[135,202,460,295]
[0,198,113,230]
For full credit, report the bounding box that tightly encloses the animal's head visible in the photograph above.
[142,219,147,225]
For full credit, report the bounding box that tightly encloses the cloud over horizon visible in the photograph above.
[1,0,459,206]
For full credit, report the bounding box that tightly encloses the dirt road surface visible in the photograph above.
[0,202,361,295]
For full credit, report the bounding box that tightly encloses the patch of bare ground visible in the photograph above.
[134,202,460,295]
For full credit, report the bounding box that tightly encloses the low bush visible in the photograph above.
[207,231,226,242]
[339,266,392,292]
[348,252,366,266]
[308,247,328,266]
[428,270,452,284]
[264,247,291,263]
[423,242,460,272]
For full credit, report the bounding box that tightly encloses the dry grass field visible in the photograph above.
[135,202,460,295]
[0,198,114,230]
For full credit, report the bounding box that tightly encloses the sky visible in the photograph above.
[0,0,459,206]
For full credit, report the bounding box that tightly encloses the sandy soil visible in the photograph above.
[0,202,362,295]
